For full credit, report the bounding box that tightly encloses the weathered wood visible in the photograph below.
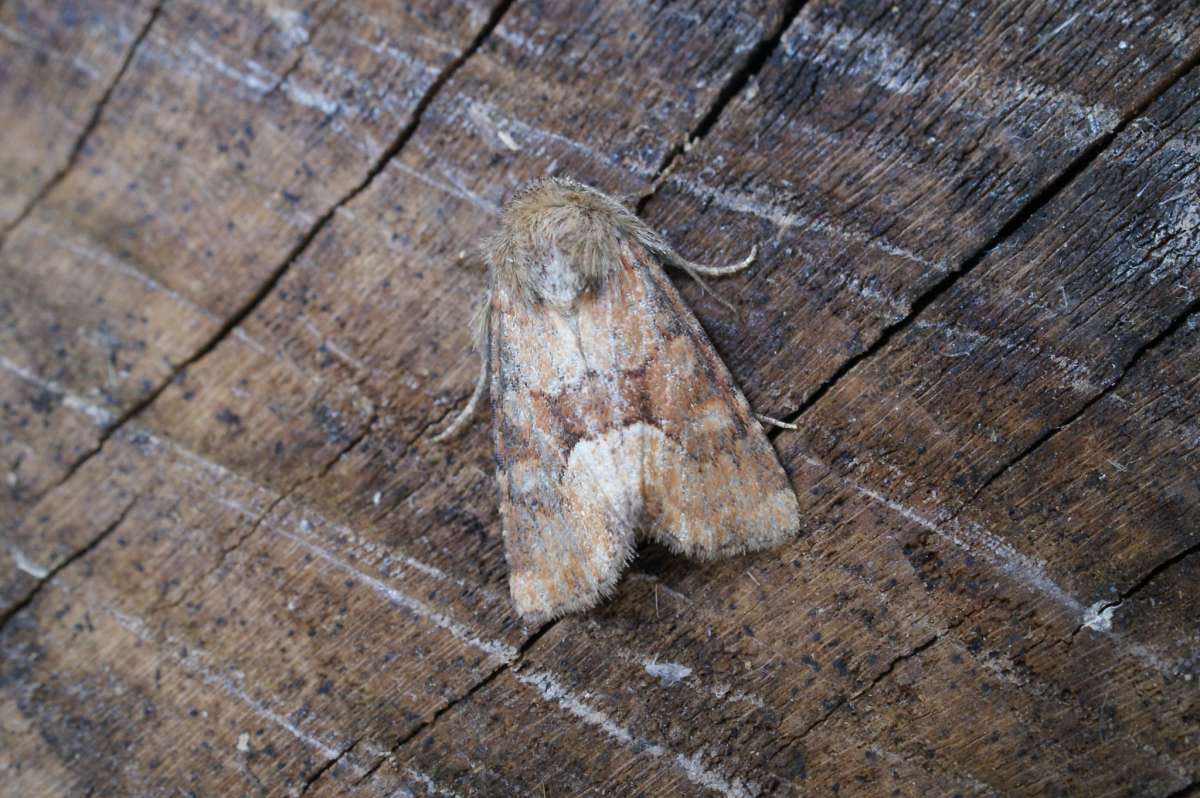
[0,0,158,227]
[789,69,1200,520]
[0,0,508,608]
[648,0,1200,413]
[1,0,1198,796]
[767,55,1200,791]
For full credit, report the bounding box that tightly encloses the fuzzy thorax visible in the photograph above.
[469,176,755,354]
[486,178,665,308]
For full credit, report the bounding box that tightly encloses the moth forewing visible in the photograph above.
[452,178,799,621]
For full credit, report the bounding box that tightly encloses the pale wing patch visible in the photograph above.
[508,424,654,618]
[644,431,801,558]
[561,422,649,530]
[639,393,800,559]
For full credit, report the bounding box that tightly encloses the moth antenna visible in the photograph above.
[433,351,490,443]
[755,413,797,431]
[649,240,757,313]
[676,243,758,277]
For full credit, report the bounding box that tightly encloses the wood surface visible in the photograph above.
[1,0,1197,795]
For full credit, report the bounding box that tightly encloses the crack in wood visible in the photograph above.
[763,629,948,790]
[6,5,1197,792]
[16,0,803,524]
[263,0,343,98]
[148,409,377,616]
[766,48,1200,438]
[0,0,164,246]
[2,0,802,664]
[1070,538,1200,640]
[17,0,519,522]
[1164,779,1200,798]
[346,617,556,790]
[851,631,942,698]
[636,0,812,212]
[296,734,364,797]
[1117,540,1200,606]
[418,23,801,408]
[0,496,137,634]
[963,302,1200,511]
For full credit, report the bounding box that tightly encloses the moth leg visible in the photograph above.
[433,350,489,442]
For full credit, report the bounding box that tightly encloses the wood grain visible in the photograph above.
[1,0,1197,795]
[0,0,159,227]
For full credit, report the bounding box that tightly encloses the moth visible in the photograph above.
[438,178,800,621]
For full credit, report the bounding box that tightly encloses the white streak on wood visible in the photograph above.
[667,174,941,271]
[298,318,376,379]
[266,8,311,48]
[615,644,767,710]
[642,658,693,687]
[674,749,757,798]
[24,220,221,324]
[786,18,929,95]
[1082,601,1117,633]
[496,128,521,152]
[349,7,463,58]
[912,319,1102,393]
[784,17,1120,139]
[0,23,101,79]
[794,451,1181,675]
[453,99,657,178]
[231,328,270,356]
[10,546,49,579]
[519,669,659,749]
[147,433,249,484]
[390,161,501,215]
[0,355,115,426]
[104,604,346,761]
[282,79,340,115]
[293,514,488,597]
[402,769,462,797]
[183,41,275,93]
[139,431,491,600]
[176,41,351,124]
[516,669,759,798]
[345,33,439,75]
[834,272,910,314]
[708,683,767,709]
[200,491,265,521]
[492,26,547,57]
[837,465,1086,619]
[277,528,519,664]
[1043,13,1079,41]
[466,102,524,153]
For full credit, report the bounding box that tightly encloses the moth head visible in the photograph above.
[487,177,648,307]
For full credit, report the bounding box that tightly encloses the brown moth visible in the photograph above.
[438,178,799,621]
